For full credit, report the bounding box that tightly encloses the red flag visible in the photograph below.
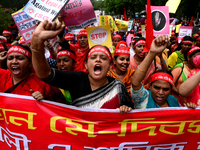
[143,0,154,53]
[124,8,127,21]
[189,16,194,26]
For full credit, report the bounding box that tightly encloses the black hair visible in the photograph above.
[175,36,193,51]
[85,45,113,64]
[132,37,146,48]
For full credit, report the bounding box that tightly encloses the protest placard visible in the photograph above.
[23,0,69,22]
[61,0,97,30]
[12,8,37,43]
[178,26,193,43]
[86,25,112,52]
[99,15,118,31]
[115,19,128,32]
[149,6,170,37]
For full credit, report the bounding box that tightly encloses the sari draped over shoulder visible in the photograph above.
[71,79,134,109]
[107,68,135,98]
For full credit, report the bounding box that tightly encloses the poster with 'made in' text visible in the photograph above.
[23,0,70,22]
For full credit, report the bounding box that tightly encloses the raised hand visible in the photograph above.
[150,35,169,54]
[31,20,65,45]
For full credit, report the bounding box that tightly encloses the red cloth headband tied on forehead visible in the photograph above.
[65,34,75,40]
[187,46,200,56]
[196,37,200,41]
[87,46,111,62]
[78,29,87,38]
[57,50,76,60]
[182,40,192,44]
[114,47,130,56]
[150,72,173,86]
[134,40,145,48]
[112,34,122,40]
[3,30,12,35]
[0,44,5,51]
[8,46,31,59]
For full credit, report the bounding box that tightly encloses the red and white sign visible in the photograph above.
[178,26,193,43]
[90,28,108,44]
[1,92,200,149]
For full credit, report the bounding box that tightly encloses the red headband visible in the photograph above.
[150,72,173,86]
[0,39,7,44]
[3,30,12,35]
[57,50,76,60]
[19,38,25,44]
[8,46,31,59]
[114,47,130,56]
[187,46,200,56]
[196,37,200,41]
[112,34,122,40]
[116,41,128,49]
[78,29,87,39]
[87,46,111,61]
[65,34,75,40]
[0,44,5,51]
[134,40,145,48]
[182,40,192,44]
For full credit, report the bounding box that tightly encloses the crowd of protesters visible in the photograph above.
[0,13,200,113]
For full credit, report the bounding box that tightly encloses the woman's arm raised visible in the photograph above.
[31,20,65,79]
[131,35,169,90]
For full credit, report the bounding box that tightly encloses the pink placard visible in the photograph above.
[148,6,170,37]
[61,0,97,30]
[12,10,37,44]
[178,26,193,43]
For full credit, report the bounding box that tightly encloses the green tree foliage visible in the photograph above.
[1,0,28,10]
[0,4,15,33]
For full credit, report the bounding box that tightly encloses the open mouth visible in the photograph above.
[12,67,20,75]
[156,96,164,101]
[121,64,128,70]
[94,64,102,75]
[60,68,67,71]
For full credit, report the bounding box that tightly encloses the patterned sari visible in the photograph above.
[71,79,134,109]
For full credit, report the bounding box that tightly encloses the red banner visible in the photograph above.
[0,92,200,150]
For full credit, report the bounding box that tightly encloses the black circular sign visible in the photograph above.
[152,10,166,32]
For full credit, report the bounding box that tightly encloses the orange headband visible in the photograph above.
[150,72,173,85]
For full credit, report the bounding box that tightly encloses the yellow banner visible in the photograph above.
[99,15,118,31]
[115,19,128,31]
[86,25,113,52]
[176,24,182,33]
[165,0,181,13]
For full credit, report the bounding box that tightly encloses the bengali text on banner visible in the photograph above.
[0,92,200,150]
